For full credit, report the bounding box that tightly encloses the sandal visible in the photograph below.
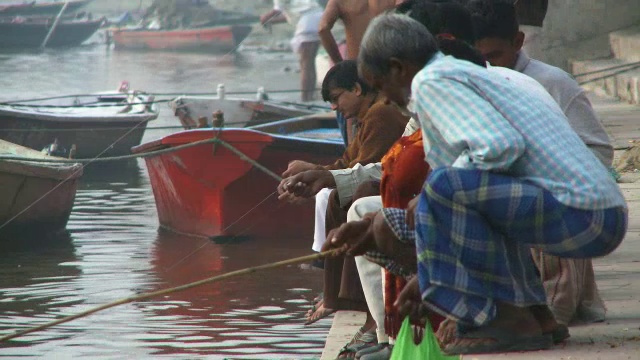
[444,325,552,355]
[550,324,570,344]
[304,302,335,325]
[336,326,378,359]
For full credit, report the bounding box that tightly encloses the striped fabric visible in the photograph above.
[384,167,627,326]
[411,53,625,210]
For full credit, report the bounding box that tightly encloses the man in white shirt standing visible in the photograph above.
[261,0,324,102]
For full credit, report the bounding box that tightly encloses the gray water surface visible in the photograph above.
[0,45,329,359]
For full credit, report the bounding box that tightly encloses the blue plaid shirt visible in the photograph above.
[411,53,625,210]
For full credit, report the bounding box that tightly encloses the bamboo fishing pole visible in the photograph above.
[0,249,340,343]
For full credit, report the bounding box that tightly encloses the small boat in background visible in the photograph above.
[0,139,82,238]
[131,113,344,240]
[170,88,330,130]
[111,24,253,53]
[0,83,159,158]
[0,16,104,48]
[0,0,92,18]
[110,0,258,53]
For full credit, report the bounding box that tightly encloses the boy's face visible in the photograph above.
[328,83,364,120]
[474,32,524,69]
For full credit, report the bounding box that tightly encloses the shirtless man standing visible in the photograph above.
[318,0,401,64]
[318,0,401,145]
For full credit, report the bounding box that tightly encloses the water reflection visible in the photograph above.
[0,41,326,359]
[143,231,328,358]
[0,162,328,358]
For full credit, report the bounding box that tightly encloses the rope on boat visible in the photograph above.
[0,138,215,163]
[0,249,340,343]
[0,138,282,169]
[0,125,186,132]
[0,89,321,107]
[0,117,286,132]
[215,139,282,182]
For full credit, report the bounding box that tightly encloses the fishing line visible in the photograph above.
[0,249,341,343]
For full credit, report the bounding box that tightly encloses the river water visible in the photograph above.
[0,45,330,359]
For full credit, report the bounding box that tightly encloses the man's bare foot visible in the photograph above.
[436,319,457,346]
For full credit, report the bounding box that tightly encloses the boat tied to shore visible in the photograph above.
[132,113,344,240]
[0,138,82,239]
[170,85,331,130]
[0,82,159,159]
[0,15,105,49]
[109,0,259,52]
[0,0,92,18]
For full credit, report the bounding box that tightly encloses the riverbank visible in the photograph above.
[321,93,640,359]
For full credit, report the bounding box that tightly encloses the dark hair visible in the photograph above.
[321,60,371,102]
[395,0,486,67]
[467,0,519,41]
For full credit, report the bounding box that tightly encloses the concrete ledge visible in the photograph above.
[572,59,640,105]
[320,311,367,360]
[610,25,640,62]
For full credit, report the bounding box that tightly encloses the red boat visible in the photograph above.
[131,113,344,240]
[111,24,253,52]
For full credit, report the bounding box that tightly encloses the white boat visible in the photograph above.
[0,139,82,238]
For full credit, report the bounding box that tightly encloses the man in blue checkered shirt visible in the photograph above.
[322,13,628,355]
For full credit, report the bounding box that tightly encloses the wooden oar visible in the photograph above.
[0,249,340,343]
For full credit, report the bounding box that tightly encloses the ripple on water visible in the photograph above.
[0,48,326,359]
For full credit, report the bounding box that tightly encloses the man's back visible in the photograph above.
[330,0,398,60]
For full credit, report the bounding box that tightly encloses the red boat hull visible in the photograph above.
[133,128,344,240]
[111,25,252,52]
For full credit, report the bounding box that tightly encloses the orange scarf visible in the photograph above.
[380,130,444,336]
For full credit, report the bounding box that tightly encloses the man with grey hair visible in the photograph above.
[319,13,626,355]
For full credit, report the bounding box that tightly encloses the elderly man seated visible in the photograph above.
[307,14,627,355]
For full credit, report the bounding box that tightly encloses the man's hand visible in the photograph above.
[394,276,428,325]
[277,191,311,205]
[322,211,379,256]
[260,9,282,26]
[405,194,420,230]
[282,160,321,178]
[277,170,336,200]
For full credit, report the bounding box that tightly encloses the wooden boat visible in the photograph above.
[131,113,345,240]
[0,139,82,238]
[111,24,253,53]
[0,0,91,17]
[170,91,330,130]
[0,87,159,158]
[0,17,104,48]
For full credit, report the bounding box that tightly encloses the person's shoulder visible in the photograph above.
[527,59,582,93]
[366,100,409,123]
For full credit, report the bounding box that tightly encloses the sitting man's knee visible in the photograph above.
[353,181,381,201]
[348,196,383,222]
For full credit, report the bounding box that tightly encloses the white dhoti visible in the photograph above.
[290,9,323,53]
[349,195,388,343]
[312,188,332,252]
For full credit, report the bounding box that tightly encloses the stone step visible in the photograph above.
[572,58,640,105]
[610,25,640,62]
